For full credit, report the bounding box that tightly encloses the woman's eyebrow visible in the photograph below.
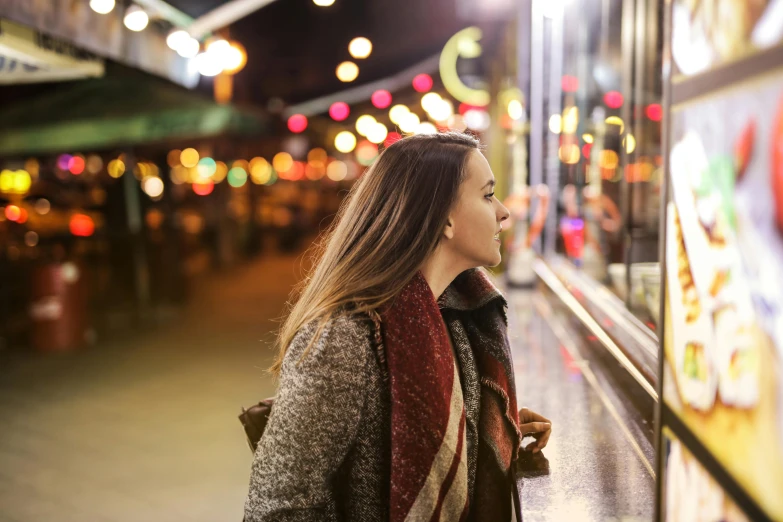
[481,179,496,190]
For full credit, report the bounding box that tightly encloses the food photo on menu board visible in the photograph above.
[663,430,749,522]
[663,72,783,519]
[672,0,783,76]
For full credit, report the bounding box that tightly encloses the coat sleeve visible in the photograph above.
[244,317,373,522]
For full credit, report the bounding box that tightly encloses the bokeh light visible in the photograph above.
[336,61,359,82]
[123,5,148,31]
[415,122,437,135]
[167,149,182,167]
[108,159,125,178]
[646,103,663,122]
[57,154,72,171]
[399,112,420,133]
[367,122,388,144]
[86,155,103,174]
[228,167,248,187]
[69,155,86,175]
[356,140,379,166]
[412,74,433,93]
[327,160,348,181]
[335,131,357,153]
[329,102,350,121]
[355,114,377,136]
[508,100,524,120]
[288,114,308,133]
[213,161,228,183]
[421,92,443,113]
[348,37,372,59]
[90,0,115,14]
[371,90,392,109]
[70,214,95,237]
[313,0,335,5]
[142,176,164,198]
[24,231,39,247]
[548,114,562,134]
[5,205,21,222]
[389,104,410,124]
[34,199,50,215]
[273,152,294,173]
[384,132,402,147]
[250,158,273,184]
[180,148,199,168]
[197,157,217,181]
[193,181,214,196]
[603,91,624,109]
[463,109,490,131]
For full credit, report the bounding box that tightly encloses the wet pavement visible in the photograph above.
[0,254,655,522]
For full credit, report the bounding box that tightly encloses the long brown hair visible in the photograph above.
[270,132,480,375]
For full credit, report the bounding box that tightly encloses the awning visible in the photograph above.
[0,64,269,157]
[0,19,104,84]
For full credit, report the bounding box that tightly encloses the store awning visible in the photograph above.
[0,65,269,157]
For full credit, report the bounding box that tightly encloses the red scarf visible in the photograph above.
[380,270,522,522]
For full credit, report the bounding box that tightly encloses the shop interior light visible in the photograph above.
[313,0,335,5]
[348,37,373,59]
[90,0,116,14]
[124,5,149,31]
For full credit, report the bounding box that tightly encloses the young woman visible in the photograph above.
[244,132,552,522]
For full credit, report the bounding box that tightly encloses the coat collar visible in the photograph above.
[435,268,507,312]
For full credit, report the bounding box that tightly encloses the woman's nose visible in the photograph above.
[498,202,510,222]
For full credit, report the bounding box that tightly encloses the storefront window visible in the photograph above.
[540,0,664,327]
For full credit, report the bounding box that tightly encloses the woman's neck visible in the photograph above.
[419,248,465,300]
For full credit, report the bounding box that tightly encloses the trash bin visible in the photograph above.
[29,262,88,352]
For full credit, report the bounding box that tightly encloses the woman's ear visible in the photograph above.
[443,217,455,240]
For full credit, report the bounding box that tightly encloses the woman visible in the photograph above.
[244,132,552,522]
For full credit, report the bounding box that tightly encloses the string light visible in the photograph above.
[335,131,357,153]
[349,37,373,59]
[124,5,149,31]
[90,0,115,14]
[336,61,359,82]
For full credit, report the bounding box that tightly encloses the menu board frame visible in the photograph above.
[655,1,783,521]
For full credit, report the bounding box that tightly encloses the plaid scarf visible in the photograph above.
[379,270,522,522]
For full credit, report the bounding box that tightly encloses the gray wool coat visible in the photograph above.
[244,270,518,522]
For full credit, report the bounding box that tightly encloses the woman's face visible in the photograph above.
[444,150,510,268]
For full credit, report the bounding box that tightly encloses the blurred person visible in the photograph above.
[244,133,552,522]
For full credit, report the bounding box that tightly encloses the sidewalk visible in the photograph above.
[0,252,304,522]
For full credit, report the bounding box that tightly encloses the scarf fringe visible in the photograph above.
[480,377,522,464]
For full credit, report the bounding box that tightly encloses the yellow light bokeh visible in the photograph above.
[108,159,125,178]
[327,160,348,181]
[548,114,562,134]
[348,37,372,59]
[367,122,388,144]
[335,131,357,153]
[336,61,359,82]
[599,150,620,169]
[250,158,272,184]
[508,100,524,120]
[558,144,580,164]
[582,133,594,144]
[562,106,579,134]
[180,148,199,168]
[389,104,410,124]
[421,92,443,113]
[167,149,182,167]
[399,112,421,134]
[355,115,377,136]
[213,161,228,183]
[605,116,625,134]
[307,148,328,164]
[624,133,637,154]
[273,152,294,173]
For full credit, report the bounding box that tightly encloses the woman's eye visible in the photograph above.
[485,192,495,200]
